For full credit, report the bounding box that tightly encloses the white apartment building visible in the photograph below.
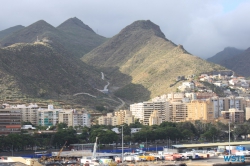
[130,101,169,125]
[73,110,91,128]
[178,82,195,92]
[37,105,62,126]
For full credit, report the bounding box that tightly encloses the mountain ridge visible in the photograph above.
[0,18,107,58]
[82,20,225,101]
[0,25,25,40]
[207,47,244,65]
[220,47,250,77]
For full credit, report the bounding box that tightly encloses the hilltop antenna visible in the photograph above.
[37,36,39,42]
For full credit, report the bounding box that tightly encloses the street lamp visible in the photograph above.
[121,125,124,164]
[229,121,231,155]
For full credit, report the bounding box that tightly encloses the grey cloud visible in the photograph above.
[0,0,249,59]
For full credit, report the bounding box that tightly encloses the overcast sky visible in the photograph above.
[1,0,250,59]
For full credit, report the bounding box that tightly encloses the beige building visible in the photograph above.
[169,101,188,122]
[10,104,39,125]
[98,113,113,125]
[246,107,250,121]
[149,110,163,126]
[58,109,91,127]
[186,99,214,122]
[114,110,134,125]
[221,108,245,123]
[58,109,73,126]
[98,111,134,126]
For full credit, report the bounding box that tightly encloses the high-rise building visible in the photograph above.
[186,100,214,122]
[130,101,169,125]
[169,101,188,122]
[210,96,245,118]
[0,108,21,135]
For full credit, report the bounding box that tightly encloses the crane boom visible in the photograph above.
[56,141,67,160]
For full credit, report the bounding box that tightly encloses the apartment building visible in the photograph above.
[169,101,188,122]
[130,101,169,125]
[186,100,214,122]
[37,105,61,126]
[58,109,91,127]
[210,96,245,118]
[0,108,21,135]
[221,108,244,123]
[11,104,39,125]
[98,113,113,125]
[58,109,73,126]
[72,110,91,128]
[98,110,134,126]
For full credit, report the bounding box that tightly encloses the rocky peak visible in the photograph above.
[57,17,94,33]
[121,20,166,39]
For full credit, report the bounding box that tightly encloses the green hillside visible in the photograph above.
[82,20,225,102]
[0,42,107,98]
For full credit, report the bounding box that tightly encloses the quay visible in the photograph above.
[121,158,250,166]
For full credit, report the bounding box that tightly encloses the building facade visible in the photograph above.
[0,108,21,135]
[149,110,163,126]
[169,101,188,122]
[186,100,214,122]
[37,105,61,126]
[221,108,244,123]
[130,101,169,125]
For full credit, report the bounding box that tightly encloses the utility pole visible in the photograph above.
[121,125,124,164]
[229,121,231,155]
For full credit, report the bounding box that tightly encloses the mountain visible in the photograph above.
[207,47,244,65]
[57,17,107,58]
[220,48,250,77]
[82,20,225,102]
[0,41,107,100]
[0,18,107,58]
[0,20,62,47]
[0,25,24,40]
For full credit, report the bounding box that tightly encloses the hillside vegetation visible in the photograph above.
[0,42,106,99]
[0,18,107,58]
[82,20,225,101]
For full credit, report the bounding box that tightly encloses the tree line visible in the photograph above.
[1,120,250,151]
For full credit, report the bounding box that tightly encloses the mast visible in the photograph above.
[92,137,98,160]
